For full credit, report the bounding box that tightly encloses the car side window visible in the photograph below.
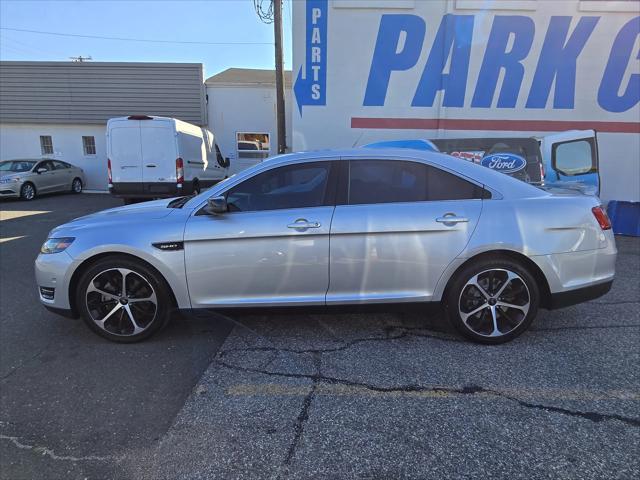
[53,161,68,170]
[225,162,332,212]
[348,160,484,205]
[35,161,52,172]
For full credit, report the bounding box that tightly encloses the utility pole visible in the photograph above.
[273,0,287,154]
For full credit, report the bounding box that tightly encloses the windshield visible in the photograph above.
[0,161,36,173]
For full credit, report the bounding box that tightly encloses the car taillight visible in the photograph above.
[592,206,611,230]
[176,157,184,187]
[107,158,112,187]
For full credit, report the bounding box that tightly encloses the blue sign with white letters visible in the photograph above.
[294,0,328,115]
[481,153,527,173]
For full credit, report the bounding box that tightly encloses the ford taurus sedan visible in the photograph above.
[35,148,616,344]
[0,159,85,200]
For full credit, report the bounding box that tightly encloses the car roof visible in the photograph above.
[263,148,547,199]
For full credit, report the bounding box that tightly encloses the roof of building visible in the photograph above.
[205,68,292,87]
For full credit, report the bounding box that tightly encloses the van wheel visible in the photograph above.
[123,198,136,205]
[75,256,173,343]
[444,257,539,344]
[192,180,200,194]
[71,178,83,193]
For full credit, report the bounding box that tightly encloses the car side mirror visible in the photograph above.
[37,168,47,174]
[206,196,228,215]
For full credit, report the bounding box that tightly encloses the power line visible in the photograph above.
[0,27,273,46]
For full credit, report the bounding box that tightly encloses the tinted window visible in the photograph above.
[553,139,596,176]
[226,162,331,212]
[52,161,68,170]
[348,160,482,205]
[36,161,54,172]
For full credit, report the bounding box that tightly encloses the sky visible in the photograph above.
[0,0,294,79]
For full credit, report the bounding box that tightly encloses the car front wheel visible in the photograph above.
[445,257,540,344]
[20,182,36,200]
[75,256,173,343]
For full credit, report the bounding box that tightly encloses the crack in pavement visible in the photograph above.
[0,341,51,382]
[283,353,321,466]
[216,360,640,428]
[0,434,121,463]
[219,328,460,359]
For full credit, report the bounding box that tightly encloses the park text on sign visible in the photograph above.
[363,14,640,113]
[294,0,328,115]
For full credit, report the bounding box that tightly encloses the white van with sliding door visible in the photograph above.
[107,115,230,203]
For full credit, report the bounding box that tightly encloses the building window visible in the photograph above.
[40,136,53,155]
[82,136,96,155]
[237,133,270,160]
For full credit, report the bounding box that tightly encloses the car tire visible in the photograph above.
[71,177,83,194]
[75,256,173,343]
[444,256,539,344]
[20,182,36,201]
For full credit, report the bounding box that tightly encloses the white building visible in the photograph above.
[291,0,640,202]
[0,61,206,190]
[205,68,292,175]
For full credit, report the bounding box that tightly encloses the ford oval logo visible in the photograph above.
[481,153,527,174]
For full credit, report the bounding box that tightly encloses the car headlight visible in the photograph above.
[40,237,75,254]
[0,177,18,184]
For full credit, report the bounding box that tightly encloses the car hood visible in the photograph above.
[49,198,179,235]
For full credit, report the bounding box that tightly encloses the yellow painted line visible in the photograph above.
[0,210,50,221]
[0,236,26,244]
[226,383,640,401]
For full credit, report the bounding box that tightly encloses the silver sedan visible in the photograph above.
[0,159,85,200]
[35,148,616,344]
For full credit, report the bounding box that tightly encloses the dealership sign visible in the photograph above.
[481,153,527,174]
[364,14,639,113]
[294,0,328,114]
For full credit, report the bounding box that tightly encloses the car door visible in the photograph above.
[33,160,57,193]
[540,130,599,195]
[184,160,338,308]
[51,160,72,191]
[327,158,484,304]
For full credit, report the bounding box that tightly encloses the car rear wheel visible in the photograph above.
[445,257,539,344]
[20,182,36,201]
[71,177,83,193]
[75,256,173,343]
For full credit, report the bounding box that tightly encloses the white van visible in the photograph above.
[106,115,229,202]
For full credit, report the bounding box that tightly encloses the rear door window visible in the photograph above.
[347,160,484,205]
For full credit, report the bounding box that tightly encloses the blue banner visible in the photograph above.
[294,0,328,115]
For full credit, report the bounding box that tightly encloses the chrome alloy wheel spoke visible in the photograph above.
[86,268,157,336]
[459,268,530,338]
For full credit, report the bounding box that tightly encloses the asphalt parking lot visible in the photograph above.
[1,193,639,479]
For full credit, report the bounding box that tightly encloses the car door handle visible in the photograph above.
[436,215,469,224]
[145,164,157,168]
[287,219,321,230]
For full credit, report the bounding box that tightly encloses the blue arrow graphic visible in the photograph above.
[294,0,328,115]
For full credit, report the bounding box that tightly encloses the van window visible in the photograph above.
[553,139,597,176]
[348,160,484,205]
[237,133,270,160]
